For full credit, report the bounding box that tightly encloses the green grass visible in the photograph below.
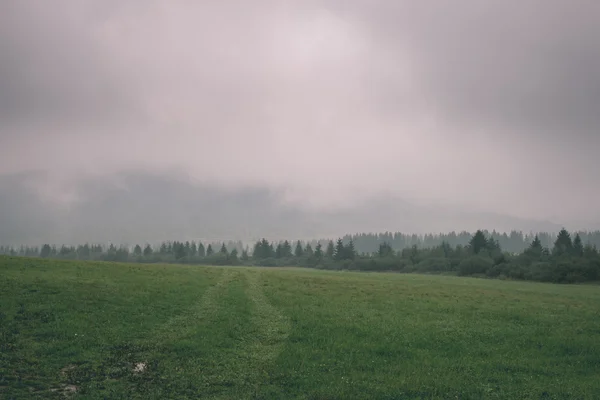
[1,256,600,399]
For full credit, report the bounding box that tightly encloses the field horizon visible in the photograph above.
[2,256,600,399]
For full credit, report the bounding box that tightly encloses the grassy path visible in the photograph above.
[214,270,291,398]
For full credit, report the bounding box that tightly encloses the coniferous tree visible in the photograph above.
[294,241,304,258]
[326,241,335,258]
[378,242,394,257]
[143,244,153,256]
[573,233,584,257]
[469,230,488,254]
[314,243,323,259]
[305,243,314,257]
[553,228,573,256]
[275,243,283,258]
[346,239,356,260]
[230,248,238,263]
[334,239,345,261]
[282,240,293,258]
[219,243,228,256]
[175,242,186,259]
[133,244,142,256]
[206,244,214,256]
[198,243,206,257]
[241,248,249,261]
[40,244,51,258]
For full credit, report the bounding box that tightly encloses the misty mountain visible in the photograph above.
[0,171,565,246]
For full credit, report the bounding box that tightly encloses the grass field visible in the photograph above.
[1,256,600,399]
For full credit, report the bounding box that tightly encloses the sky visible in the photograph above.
[1,0,600,243]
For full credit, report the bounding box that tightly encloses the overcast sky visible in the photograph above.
[1,0,600,226]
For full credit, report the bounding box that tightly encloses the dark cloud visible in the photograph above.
[0,0,599,235]
[0,171,568,245]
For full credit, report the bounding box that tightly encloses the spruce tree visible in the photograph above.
[334,239,345,261]
[294,241,304,258]
[143,244,153,256]
[553,228,573,256]
[220,243,228,256]
[198,242,206,257]
[573,233,584,257]
[314,243,323,259]
[326,241,335,258]
[469,230,488,254]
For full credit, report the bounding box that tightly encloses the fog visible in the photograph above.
[1,1,600,244]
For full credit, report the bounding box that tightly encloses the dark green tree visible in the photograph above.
[220,243,229,256]
[294,241,304,258]
[314,243,323,259]
[143,244,153,256]
[230,248,238,263]
[198,243,206,257]
[469,230,488,254]
[40,244,51,258]
[133,244,142,256]
[325,241,335,258]
[346,239,356,260]
[334,239,345,261]
[206,244,214,256]
[573,233,584,257]
[305,243,314,257]
[378,242,394,257]
[553,228,573,256]
[275,243,283,259]
[175,242,186,259]
[241,248,249,261]
[282,240,293,258]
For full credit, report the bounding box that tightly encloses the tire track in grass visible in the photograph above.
[58,269,240,397]
[230,270,291,397]
[149,268,237,343]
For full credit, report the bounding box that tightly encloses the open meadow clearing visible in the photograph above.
[1,256,600,399]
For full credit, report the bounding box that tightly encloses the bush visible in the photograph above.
[458,256,494,276]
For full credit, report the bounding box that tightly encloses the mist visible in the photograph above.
[2,0,600,244]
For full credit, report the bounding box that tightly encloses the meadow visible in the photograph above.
[1,256,600,399]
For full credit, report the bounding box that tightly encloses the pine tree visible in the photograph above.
[133,244,142,256]
[378,242,394,257]
[469,230,488,254]
[530,235,543,251]
[573,233,584,257]
[294,241,304,258]
[326,241,335,258]
[334,239,345,261]
[275,243,283,259]
[143,244,153,256]
[206,244,214,256]
[241,248,249,261]
[198,243,206,257]
[40,244,51,258]
[305,243,314,256]
[553,228,573,256]
[175,242,186,259]
[282,240,293,258]
[347,239,356,260]
[219,243,228,256]
[230,248,238,263]
[314,243,323,259]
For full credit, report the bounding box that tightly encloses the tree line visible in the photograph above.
[1,228,599,284]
